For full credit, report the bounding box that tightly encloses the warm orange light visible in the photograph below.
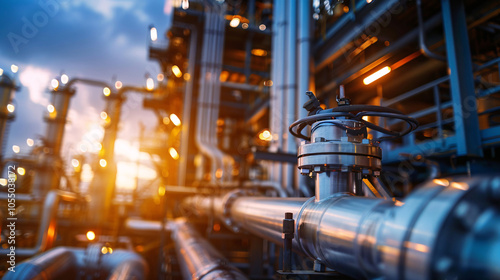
[103,87,111,96]
[61,74,69,84]
[259,24,266,31]
[100,111,108,120]
[10,64,19,73]
[146,78,155,91]
[158,185,166,196]
[171,65,182,78]
[47,104,55,113]
[259,129,272,141]
[157,73,164,81]
[170,113,181,126]
[115,81,122,89]
[99,159,107,167]
[229,17,240,28]
[12,145,20,154]
[17,167,25,176]
[7,104,15,113]
[71,159,80,168]
[26,138,34,147]
[86,231,96,241]
[169,147,179,160]
[215,168,223,178]
[251,49,267,56]
[51,79,59,89]
[363,66,391,85]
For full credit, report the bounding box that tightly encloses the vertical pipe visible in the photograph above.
[284,0,297,194]
[297,0,312,194]
[441,0,483,157]
[0,75,15,164]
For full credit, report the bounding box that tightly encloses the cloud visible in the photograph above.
[18,65,52,106]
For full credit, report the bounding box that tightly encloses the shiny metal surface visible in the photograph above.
[315,172,361,200]
[169,218,248,280]
[184,176,500,280]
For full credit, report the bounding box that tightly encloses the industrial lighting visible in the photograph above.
[242,23,249,29]
[170,113,181,126]
[229,16,240,28]
[158,185,166,196]
[99,159,107,167]
[181,0,189,9]
[259,24,266,31]
[169,147,179,160]
[101,246,108,254]
[366,0,373,3]
[61,74,69,84]
[171,65,182,78]
[183,73,191,81]
[51,78,59,89]
[150,26,158,41]
[47,104,55,113]
[0,68,3,76]
[26,138,34,147]
[259,129,272,141]
[7,104,15,113]
[115,81,122,89]
[72,159,80,168]
[17,167,25,176]
[11,64,18,73]
[100,111,108,120]
[0,178,7,186]
[251,49,267,56]
[103,87,111,96]
[86,230,96,241]
[162,117,170,125]
[157,73,164,81]
[363,66,391,85]
[146,77,154,91]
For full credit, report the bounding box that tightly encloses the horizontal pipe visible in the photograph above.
[169,219,248,280]
[3,247,148,280]
[184,176,500,279]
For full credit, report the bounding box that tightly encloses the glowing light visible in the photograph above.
[251,49,267,56]
[363,66,391,85]
[100,111,108,120]
[86,231,96,241]
[0,68,3,76]
[181,0,189,9]
[215,168,223,178]
[162,117,170,125]
[183,73,191,81]
[450,182,469,191]
[242,23,249,29]
[51,78,59,89]
[71,159,80,168]
[170,113,181,126]
[171,65,182,78]
[115,81,122,89]
[158,185,166,196]
[150,27,158,41]
[12,145,20,153]
[157,73,164,81]
[47,104,55,113]
[146,77,154,91]
[343,5,349,13]
[17,167,25,176]
[259,129,272,141]
[101,246,108,254]
[26,138,34,146]
[433,179,449,187]
[103,87,111,96]
[7,104,15,113]
[61,74,69,84]
[0,179,7,186]
[99,159,107,167]
[366,0,373,3]
[169,147,179,160]
[229,17,240,28]
[259,24,266,31]
[11,64,19,73]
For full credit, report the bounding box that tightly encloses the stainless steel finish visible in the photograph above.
[169,219,248,280]
[0,74,16,163]
[184,176,500,280]
[315,172,360,199]
[242,180,288,197]
[3,247,148,280]
[0,190,86,257]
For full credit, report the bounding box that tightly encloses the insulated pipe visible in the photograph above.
[3,247,148,280]
[0,190,86,257]
[183,176,500,279]
[169,219,248,280]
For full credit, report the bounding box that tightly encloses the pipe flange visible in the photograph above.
[221,189,253,229]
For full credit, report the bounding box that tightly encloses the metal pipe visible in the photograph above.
[184,176,500,279]
[242,180,288,197]
[416,0,446,61]
[0,74,16,165]
[0,190,85,257]
[3,247,148,280]
[169,219,248,280]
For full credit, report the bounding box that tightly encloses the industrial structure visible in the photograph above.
[1,0,500,279]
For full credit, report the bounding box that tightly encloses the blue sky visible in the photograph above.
[0,0,172,188]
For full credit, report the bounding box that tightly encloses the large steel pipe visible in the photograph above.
[183,176,500,279]
[169,219,248,280]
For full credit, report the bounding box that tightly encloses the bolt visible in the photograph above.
[489,177,500,203]
[313,260,326,272]
[300,168,310,175]
[314,137,326,142]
